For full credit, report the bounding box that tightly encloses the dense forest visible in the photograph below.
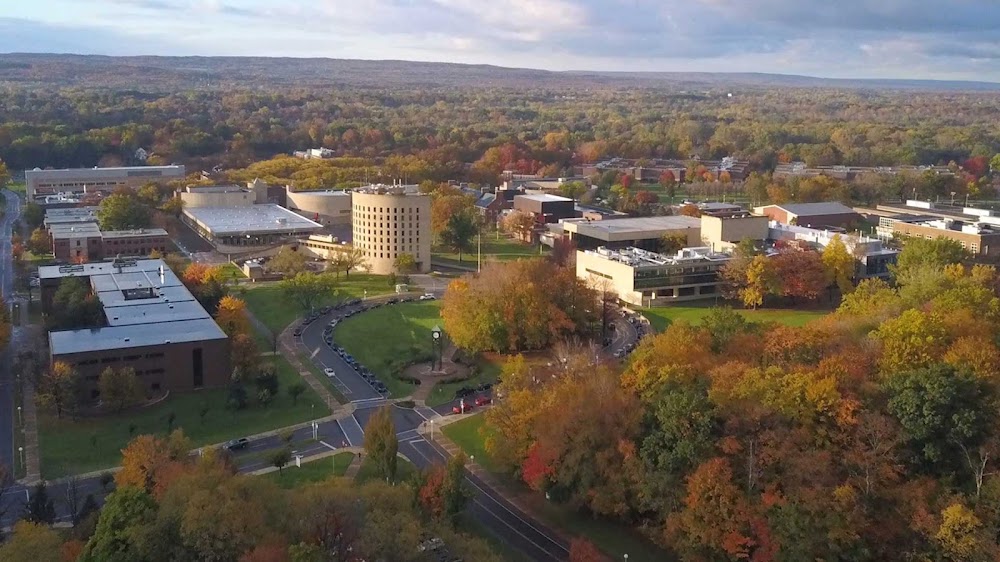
[1,56,999,189]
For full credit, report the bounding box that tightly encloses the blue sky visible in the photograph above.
[2,0,1000,81]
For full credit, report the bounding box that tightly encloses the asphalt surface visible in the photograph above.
[0,189,22,475]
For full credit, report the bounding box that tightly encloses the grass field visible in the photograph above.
[264,452,354,488]
[641,303,828,332]
[217,262,246,280]
[335,301,443,398]
[426,356,503,407]
[443,414,673,561]
[241,274,396,335]
[355,456,418,484]
[433,234,546,267]
[39,355,329,478]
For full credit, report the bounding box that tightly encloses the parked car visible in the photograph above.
[293,328,302,337]
[225,438,250,451]
[476,382,493,392]
[419,293,436,301]
[324,368,336,377]
[474,396,492,406]
[454,386,475,399]
[453,403,474,414]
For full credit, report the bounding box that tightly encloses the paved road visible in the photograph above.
[1,189,22,474]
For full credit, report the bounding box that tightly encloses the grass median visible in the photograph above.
[38,355,329,479]
[264,452,355,488]
[334,301,442,398]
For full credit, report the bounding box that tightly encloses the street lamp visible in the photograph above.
[363,289,368,301]
[429,419,435,440]
[18,446,23,471]
[17,406,21,426]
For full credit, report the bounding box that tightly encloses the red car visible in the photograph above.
[452,402,474,414]
[474,396,492,406]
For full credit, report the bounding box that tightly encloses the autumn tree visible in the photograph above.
[873,309,950,373]
[268,246,308,276]
[98,366,144,413]
[823,234,856,294]
[363,406,398,482]
[49,276,103,330]
[417,454,470,525]
[568,538,605,562]
[36,361,81,418]
[279,272,336,312]
[214,295,253,338]
[893,236,967,279]
[430,187,474,235]
[0,521,63,562]
[328,246,369,278]
[659,233,687,255]
[501,210,536,241]
[24,482,56,525]
[27,227,49,255]
[393,252,417,274]
[442,260,597,353]
[741,254,775,309]
[116,431,192,493]
[772,247,826,301]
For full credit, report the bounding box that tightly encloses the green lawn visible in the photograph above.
[217,262,246,280]
[355,456,418,484]
[641,304,828,333]
[441,414,497,473]
[433,234,546,266]
[335,301,443,398]
[264,452,354,488]
[39,355,330,478]
[6,181,26,195]
[296,350,348,404]
[241,274,398,335]
[22,250,55,264]
[443,414,672,561]
[427,356,503,408]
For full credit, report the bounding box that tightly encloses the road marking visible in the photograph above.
[396,429,420,441]
[340,415,364,447]
[405,441,566,561]
[319,440,337,450]
[408,438,425,445]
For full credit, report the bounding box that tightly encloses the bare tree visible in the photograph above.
[64,475,81,525]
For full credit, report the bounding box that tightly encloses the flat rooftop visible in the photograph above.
[103,300,211,327]
[567,215,701,240]
[97,284,195,308]
[290,189,351,197]
[101,228,169,239]
[26,165,184,177]
[516,193,573,203]
[49,223,102,239]
[183,204,323,235]
[44,207,100,225]
[39,258,167,280]
[50,318,227,355]
[585,246,731,268]
[89,268,182,294]
[185,185,246,193]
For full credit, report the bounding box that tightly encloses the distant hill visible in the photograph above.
[2,53,999,92]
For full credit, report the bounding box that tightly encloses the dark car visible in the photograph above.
[454,386,474,399]
[225,438,250,451]
[476,382,493,392]
[293,328,302,337]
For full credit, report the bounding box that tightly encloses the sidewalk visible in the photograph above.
[343,451,364,479]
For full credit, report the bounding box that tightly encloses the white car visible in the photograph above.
[419,293,436,301]
[323,368,336,377]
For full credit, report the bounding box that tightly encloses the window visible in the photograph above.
[192,349,204,388]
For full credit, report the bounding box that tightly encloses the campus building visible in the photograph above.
[560,215,702,251]
[699,212,770,252]
[41,258,230,399]
[182,204,323,249]
[26,165,185,201]
[767,222,898,279]
[774,162,955,181]
[285,187,353,225]
[43,208,169,262]
[577,246,732,306]
[753,202,862,230]
[351,186,431,275]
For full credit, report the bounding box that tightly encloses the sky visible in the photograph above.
[1,0,999,81]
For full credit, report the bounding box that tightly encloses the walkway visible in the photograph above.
[343,451,364,479]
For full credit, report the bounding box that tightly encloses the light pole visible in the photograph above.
[17,406,22,426]
[429,419,435,441]
[363,289,367,301]
[18,446,24,471]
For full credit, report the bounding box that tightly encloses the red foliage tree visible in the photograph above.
[521,442,557,491]
[771,248,826,301]
[634,190,659,205]
[620,174,633,191]
[963,156,989,178]
[569,537,607,562]
[659,169,676,185]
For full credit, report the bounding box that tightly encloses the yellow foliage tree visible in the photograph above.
[822,234,856,294]
[214,295,252,338]
[873,309,950,374]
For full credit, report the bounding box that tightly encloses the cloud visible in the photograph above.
[5,0,1000,80]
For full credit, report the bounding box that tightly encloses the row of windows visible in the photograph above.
[84,368,165,382]
[354,206,422,214]
[79,351,165,367]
